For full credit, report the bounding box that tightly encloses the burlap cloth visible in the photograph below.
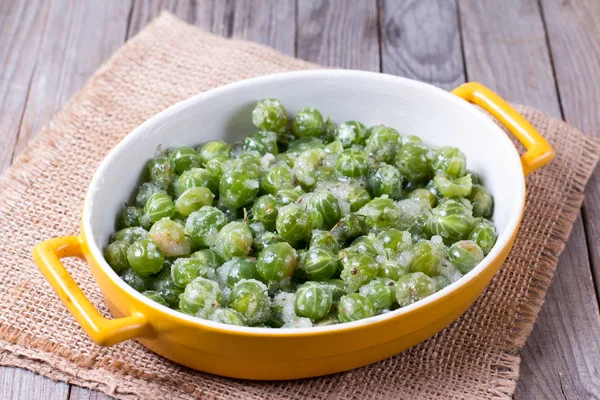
[0,13,598,400]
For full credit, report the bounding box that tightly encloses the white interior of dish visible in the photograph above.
[83,70,525,335]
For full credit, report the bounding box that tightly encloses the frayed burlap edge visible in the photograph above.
[495,106,600,349]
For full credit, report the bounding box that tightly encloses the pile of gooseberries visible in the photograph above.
[105,99,497,328]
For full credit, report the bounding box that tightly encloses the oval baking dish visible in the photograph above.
[33,70,553,380]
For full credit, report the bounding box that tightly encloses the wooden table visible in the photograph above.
[1,1,599,398]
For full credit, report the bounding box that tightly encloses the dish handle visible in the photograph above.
[33,235,148,346]
[452,82,554,176]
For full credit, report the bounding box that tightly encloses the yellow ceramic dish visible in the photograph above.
[33,71,553,380]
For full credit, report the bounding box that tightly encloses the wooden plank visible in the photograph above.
[69,386,114,400]
[0,0,49,174]
[458,1,600,398]
[12,0,132,159]
[0,367,69,400]
[459,0,561,116]
[515,216,600,399]
[540,0,600,300]
[297,0,380,71]
[380,0,465,90]
[211,0,296,56]
[127,0,213,37]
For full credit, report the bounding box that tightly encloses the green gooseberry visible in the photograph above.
[278,187,304,206]
[120,268,153,292]
[274,152,296,168]
[142,290,168,307]
[338,293,375,322]
[169,146,202,174]
[426,198,474,244]
[209,308,247,326]
[468,184,494,218]
[291,107,324,138]
[378,259,410,281]
[260,165,294,195]
[396,143,432,183]
[468,217,498,255]
[286,137,324,156]
[356,197,401,232]
[347,187,371,212]
[148,218,191,257]
[144,192,174,223]
[409,239,446,276]
[243,131,279,155]
[276,204,311,243]
[432,274,452,291]
[217,257,262,289]
[377,228,412,255]
[147,156,176,189]
[252,231,285,252]
[331,213,367,244]
[215,221,253,260]
[152,268,184,308]
[467,169,481,185]
[118,206,142,229]
[305,191,342,229]
[252,98,288,133]
[174,187,214,217]
[171,257,215,288]
[365,125,400,163]
[408,188,436,208]
[358,278,395,313]
[323,140,344,155]
[257,242,297,282]
[335,121,368,148]
[306,207,324,230]
[219,158,260,209]
[340,251,379,293]
[335,148,369,178]
[228,279,271,325]
[198,140,232,165]
[314,312,341,326]
[431,146,467,178]
[185,206,227,248]
[448,240,484,274]
[309,230,340,253]
[178,168,218,195]
[112,227,148,244]
[294,282,333,321]
[368,164,404,200]
[126,238,164,276]
[433,174,472,198]
[322,117,338,143]
[252,194,280,231]
[294,148,326,189]
[204,156,229,179]
[425,179,443,204]
[349,235,380,258]
[300,247,338,281]
[313,165,336,185]
[104,241,130,273]
[135,182,167,207]
[179,277,223,317]
[394,272,436,307]
[190,249,223,269]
